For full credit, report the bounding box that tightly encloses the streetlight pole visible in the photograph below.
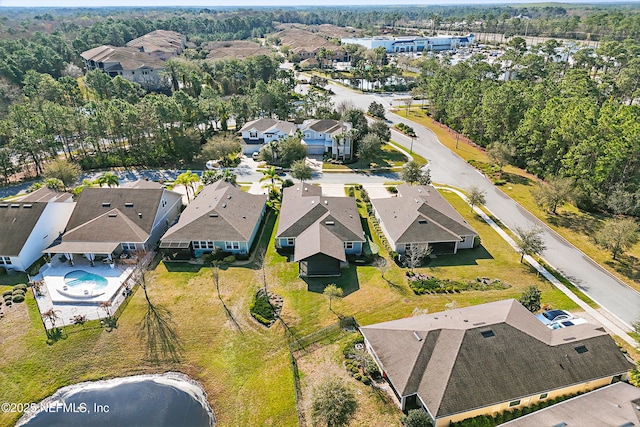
[455,132,460,149]
[410,136,414,154]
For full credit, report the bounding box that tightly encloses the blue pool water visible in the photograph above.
[64,270,108,290]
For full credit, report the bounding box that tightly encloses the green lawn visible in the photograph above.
[323,143,409,171]
[0,190,585,426]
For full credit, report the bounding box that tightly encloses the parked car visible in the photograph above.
[535,309,573,325]
[549,318,588,329]
[206,160,220,170]
[252,152,260,161]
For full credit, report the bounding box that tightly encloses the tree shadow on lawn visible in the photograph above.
[426,245,494,268]
[163,261,204,273]
[605,254,640,284]
[303,265,360,297]
[546,211,603,238]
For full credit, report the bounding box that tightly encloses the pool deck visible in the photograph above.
[33,257,138,328]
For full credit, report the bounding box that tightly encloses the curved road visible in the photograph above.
[329,82,640,328]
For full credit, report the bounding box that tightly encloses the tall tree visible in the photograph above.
[531,176,573,214]
[43,159,80,190]
[519,286,542,312]
[311,378,357,427]
[174,170,199,203]
[514,226,547,263]
[595,218,639,260]
[290,160,312,182]
[323,284,343,312]
[467,186,486,212]
[356,133,382,168]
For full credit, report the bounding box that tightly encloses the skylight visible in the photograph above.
[575,345,588,354]
[481,330,495,338]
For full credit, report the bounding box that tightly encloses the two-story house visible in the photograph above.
[299,119,353,160]
[239,118,298,155]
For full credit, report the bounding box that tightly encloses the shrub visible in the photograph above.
[223,254,236,264]
[2,290,12,298]
[348,187,355,197]
[0,267,5,276]
[13,284,27,291]
[250,290,275,325]
[12,294,24,303]
[12,289,25,297]
[386,186,398,194]
[5,300,11,306]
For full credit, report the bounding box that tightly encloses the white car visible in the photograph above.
[252,152,260,161]
[548,318,588,329]
[205,160,220,170]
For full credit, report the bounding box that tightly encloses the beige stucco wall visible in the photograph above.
[435,376,621,426]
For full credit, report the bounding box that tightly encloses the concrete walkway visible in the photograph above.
[439,186,636,347]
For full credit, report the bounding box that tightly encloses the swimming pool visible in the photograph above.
[58,270,109,298]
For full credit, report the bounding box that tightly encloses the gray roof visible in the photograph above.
[81,45,165,71]
[277,185,364,261]
[300,119,349,136]
[161,181,266,243]
[360,299,634,419]
[55,185,178,246]
[0,202,47,256]
[17,187,72,203]
[501,382,640,427]
[239,118,297,135]
[371,184,477,245]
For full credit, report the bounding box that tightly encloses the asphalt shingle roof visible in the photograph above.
[0,202,47,256]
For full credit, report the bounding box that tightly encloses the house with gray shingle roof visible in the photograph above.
[238,118,298,155]
[371,184,477,255]
[159,181,267,259]
[276,185,364,277]
[125,30,186,60]
[299,119,353,160]
[0,189,75,272]
[360,299,634,427]
[46,180,182,261]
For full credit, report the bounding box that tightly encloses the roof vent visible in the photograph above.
[472,322,486,326]
[574,345,588,354]
[227,195,231,199]
[618,422,634,427]
[102,202,111,207]
[414,198,419,203]
[552,423,567,427]
[304,187,308,192]
[138,212,143,218]
[125,202,134,207]
[412,331,422,341]
[481,330,495,338]
[563,337,576,342]
[324,200,328,204]
[0,204,7,208]
[108,213,117,217]
[209,213,219,217]
[23,204,32,208]
[222,203,226,208]
[11,204,19,208]
[325,221,335,225]
[418,219,427,224]
[418,188,422,192]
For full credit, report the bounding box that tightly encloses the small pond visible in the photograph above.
[17,372,215,427]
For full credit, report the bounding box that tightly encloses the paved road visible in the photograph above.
[330,82,640,328]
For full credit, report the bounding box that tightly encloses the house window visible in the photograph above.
[225,242,240,250]
[207,242,215,249]
[344,242,353,250]
[193,241,200,249]
[0,257,11,265]
[249,131,258,139]
[122,243,136,251]
[539,393,548,400]
[287,238,295,246]
[508,400,521,407]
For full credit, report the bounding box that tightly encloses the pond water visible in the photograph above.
[17,372,215,427]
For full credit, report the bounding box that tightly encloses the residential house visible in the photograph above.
[125,30,186,60]
[46,180,182,264]
[276,185,364,277]
[0,188,75,272]
[501,382,640,427]
[299,119,353,160]
[371,184,477,255]
[159,181,267,259]
[80,45,167,89]
[238,118,298,155]
[360,299,634,427]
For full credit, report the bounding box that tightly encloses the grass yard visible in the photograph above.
[0,190,586,426]
[400,108,640,293]
[323,142,409,171]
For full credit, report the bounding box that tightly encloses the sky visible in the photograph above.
[1,0,635,7]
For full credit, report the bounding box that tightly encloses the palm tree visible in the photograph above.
[175,170,199,202]
[41,308,62,335]
[260,166,283,198]
[96,172,120,188]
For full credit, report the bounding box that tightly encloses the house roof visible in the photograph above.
[360,299,634,419]
[81,45,165,71]
[125,30,185,53]
[300,119,349,136]
[0,202,47,257]
[370,184,477,244]
[49,184,179,251]
[277,185,364,260]
[501,382,640,427]
[161,181,267,244]
[17,187,72,203]
[239,118,297,135]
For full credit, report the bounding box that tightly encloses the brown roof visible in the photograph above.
[205,40,272,61]
[81,45,165,71]
[371,184,477,245]
[0,202,47,256]
[126,30,185,53]
[501,382,640,426]
[161,181,266,244]
[360,299,634,419]
[275,26,341,52]
[277,185,364,261]
[60,186,176,244]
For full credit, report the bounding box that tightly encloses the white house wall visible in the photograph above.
[18,201,75,272]
[148,191,182,249]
